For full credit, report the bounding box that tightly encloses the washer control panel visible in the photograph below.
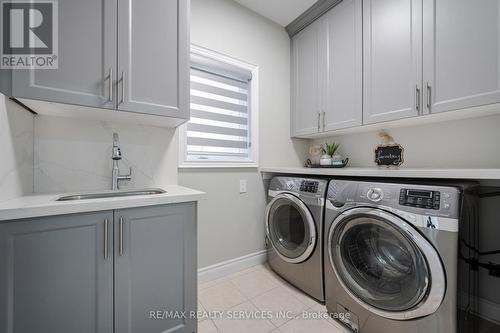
[300,180,319,193]
[399,189,440,210]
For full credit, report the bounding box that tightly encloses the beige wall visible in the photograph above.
[313,113,500,168]
[181,0,307,268]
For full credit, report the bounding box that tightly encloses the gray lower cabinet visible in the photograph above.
[114,203,197,333]
[0,211,114,333]
[0,203,196,333]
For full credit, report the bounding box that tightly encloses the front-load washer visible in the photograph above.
[324,179,472,333]
[265,176,328,302]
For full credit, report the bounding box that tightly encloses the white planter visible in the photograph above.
[320,155,332,166]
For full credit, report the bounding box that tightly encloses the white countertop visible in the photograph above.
[260,167,500,180]
[0,185,206,221]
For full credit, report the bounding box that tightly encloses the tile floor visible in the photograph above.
[197,264,348,333]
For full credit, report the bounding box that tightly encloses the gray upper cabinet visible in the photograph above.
[0,211,114,333]
[114,203,197,333]
[117,0,189,118]
[423,0,500,114]
[319,0,362,132]
[12,0,117,109]
[291,22,320,136]
[363,0,422,124]
[291,0,362,137]
[10,0,189,124]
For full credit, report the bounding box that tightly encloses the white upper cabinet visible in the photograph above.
[12,0,117,109]
[291,0,362,137]
[320,0,362,132]
[423,0,500,114]
[291,22,320,136]
[363,0,422,124]
[10,0,189,125]
[117,0,189,118]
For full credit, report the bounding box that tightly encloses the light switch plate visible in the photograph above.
[239,179,247,193]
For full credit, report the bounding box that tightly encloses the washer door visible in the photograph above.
[328,207,446,320]
[265,193,316,264]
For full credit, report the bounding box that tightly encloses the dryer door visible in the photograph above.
[265,193,316,264]
[328,207,445,320]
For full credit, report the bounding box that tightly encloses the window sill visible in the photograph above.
[178,162,259,169]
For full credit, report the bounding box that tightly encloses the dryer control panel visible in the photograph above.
[300,180,319,193]
[399,189,440,210]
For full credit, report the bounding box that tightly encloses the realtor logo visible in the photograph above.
[1,0,58,68]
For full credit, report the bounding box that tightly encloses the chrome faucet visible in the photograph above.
[111,133,132,190]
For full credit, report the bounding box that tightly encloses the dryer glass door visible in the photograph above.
[328,208,445,319]
[266,193,316,264]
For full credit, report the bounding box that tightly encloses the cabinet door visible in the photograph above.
[363,0,422,124]
[0,211,113,333]
[114,203,197,333]
[12,0,117,109]
[320,0,362,132]
[423,0,500,114]
[117,0,189,118]
[291,22,321,136]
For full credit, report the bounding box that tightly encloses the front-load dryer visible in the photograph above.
[265,176,328,302]
[324,179,469,333]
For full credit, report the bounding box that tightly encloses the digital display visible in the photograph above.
[407,190,433,198]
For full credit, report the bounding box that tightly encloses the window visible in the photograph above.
[179,46,258,168]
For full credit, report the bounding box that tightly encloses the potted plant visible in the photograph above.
[320,142,340,166]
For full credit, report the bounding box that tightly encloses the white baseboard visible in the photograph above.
[198,249,267,284]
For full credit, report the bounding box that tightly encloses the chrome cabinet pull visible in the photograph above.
[426,82,432,110]
[322,111,326,130]
[119,217,124,256]
[108,68,113,102]
[317,112,321,131]
[416,85,421,114]
[120,72,126,105]
[104,218,109,259]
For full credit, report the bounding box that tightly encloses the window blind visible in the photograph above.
[187,65,251,162]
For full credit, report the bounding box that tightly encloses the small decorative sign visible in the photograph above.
[374,131,404,167]
[375,145,404,166]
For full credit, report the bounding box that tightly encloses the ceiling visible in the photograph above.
[233,0,318,26]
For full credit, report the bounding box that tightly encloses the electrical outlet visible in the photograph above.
[239,179,247,193]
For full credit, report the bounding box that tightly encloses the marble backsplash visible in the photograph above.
[0,94,34,202]
[34,116,178,194]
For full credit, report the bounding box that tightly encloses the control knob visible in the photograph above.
[367,188,383,202]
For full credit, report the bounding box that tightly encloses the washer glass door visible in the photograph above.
[329,209,438,315]
[266,193,316,264]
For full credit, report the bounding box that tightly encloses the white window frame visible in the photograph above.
[179,45,259,168]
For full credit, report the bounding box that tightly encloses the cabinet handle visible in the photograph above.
[322,111,326,130]
[108,68,113,102]
[317,112,321,131]
[120,72,126,105]
[426,83,432,110]
[119,217,124,256]
[415,86,421,114]
[104,218,109,259]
